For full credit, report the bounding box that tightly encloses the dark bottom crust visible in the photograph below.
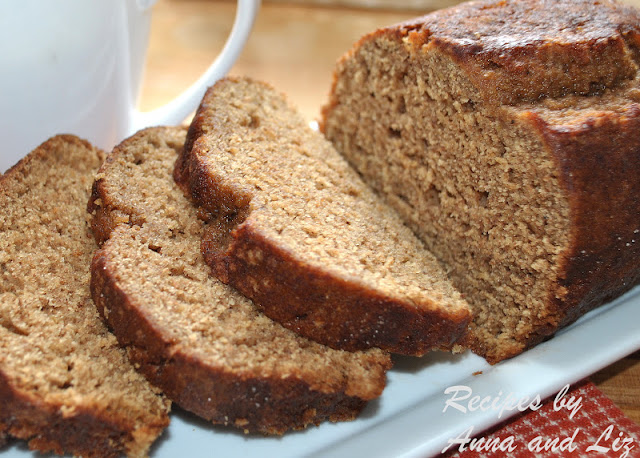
[201,221,470,356]
[0,371,132,458]
[133,347,367,435]
[91,249,367,435]
[174,125,471,357]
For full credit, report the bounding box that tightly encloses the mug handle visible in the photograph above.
[131,0,261,132]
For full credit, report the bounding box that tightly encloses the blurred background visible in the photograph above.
[140,0,482,122]
[141,0,640,122]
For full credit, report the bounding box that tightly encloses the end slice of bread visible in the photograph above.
[88,126,391,435]
[173,77,471,355]
[0,135,170,457]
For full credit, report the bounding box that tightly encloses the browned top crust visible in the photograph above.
[372,0,640,104]
[321,0,640,363]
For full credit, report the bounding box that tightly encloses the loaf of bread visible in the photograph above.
[88,126,391,435]
[0,136,170,457]
[321,0,640,363]
[174,77,472,355]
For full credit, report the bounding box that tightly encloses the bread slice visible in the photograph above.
[173,77,471,356]
[0,136,170,457]
[88,126,391,435]
[321,0,640,363]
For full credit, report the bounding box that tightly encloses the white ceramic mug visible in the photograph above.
[0,0,260,173]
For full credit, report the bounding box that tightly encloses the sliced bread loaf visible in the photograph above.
[321,0,640,363]
[88,126,391,435]
[0,136,170,457]
[174,77,471,355]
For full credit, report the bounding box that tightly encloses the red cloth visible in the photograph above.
[445,380,640,457]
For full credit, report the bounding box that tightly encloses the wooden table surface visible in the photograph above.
[142,0,640,425]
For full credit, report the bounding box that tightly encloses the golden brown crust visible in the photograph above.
[0,371,137,458]
[90,126,391,435]
[464,39,640,363]
[90,248,368,435]
[322,0,640,364]
[392,0,640,105]
[320,0,640,125]
[530,107,640,323]
[462,106,640,362]
[200,217,469,355]
[176,76,471,356]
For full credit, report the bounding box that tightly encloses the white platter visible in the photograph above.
[3,286,640,458]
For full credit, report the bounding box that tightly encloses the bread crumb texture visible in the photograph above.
[88,126,391,435]
[0,135,170,457]
[322,0,640,363]
[175,77,472,355]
